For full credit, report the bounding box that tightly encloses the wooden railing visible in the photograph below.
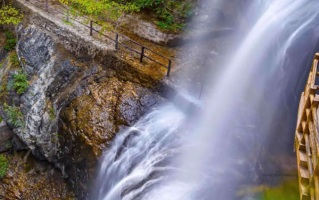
[295,53,319,200]
[24,0,173,76]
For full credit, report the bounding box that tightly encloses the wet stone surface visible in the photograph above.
[58,76,163,198]
[0,151,73,200]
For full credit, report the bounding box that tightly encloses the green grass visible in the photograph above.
[0,156,8,179]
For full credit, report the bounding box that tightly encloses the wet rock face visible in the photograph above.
[12,25,85,161]
[58,77,162,197]
[0,123,15,153]
[0,123,27,152]
[0,25,162,199]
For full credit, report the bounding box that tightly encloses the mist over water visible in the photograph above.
[94,0,319,199]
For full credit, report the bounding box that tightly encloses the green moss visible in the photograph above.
[0,156,8,179]
[253,181,299,200]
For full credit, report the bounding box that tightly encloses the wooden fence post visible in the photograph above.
[167,60,172,77]
[115,34,119,50]
[90,21,93,36]
[66,8,69,22]
[140,47,145,63]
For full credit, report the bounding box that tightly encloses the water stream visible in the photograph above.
[94,0,319,199]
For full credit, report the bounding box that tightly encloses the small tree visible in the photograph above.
[58,0,194,32]
[0,3,24,26]
[59,0,139,31]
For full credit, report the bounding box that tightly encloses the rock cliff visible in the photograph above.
[0,24,163,199]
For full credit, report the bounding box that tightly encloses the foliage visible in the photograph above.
[59,0,139,32]
[9,52,20,67]
[4,102,25,128]
[59,0,194,31]
[156,21,185,31]
[0,76,8,100]
[13,69,29,94]
[4,30,17,51]
[49,106,55,120]
[0,116,2,123]
[0,4,24,26]
[0,156,8,179]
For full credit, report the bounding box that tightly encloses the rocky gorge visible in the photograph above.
[0,0,257,199]
[0,21,163,199]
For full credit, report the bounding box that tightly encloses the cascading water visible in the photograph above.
[93,104,186,200]
[94,0,319,199]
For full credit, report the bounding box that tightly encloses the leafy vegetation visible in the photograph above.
[10,52,20,67]
[4,102,25,128]
[0,4,24,26]
[0,156,8,179]
[59,0,194,31]
[49,106,55,120]
[4,30,17,51]
[0,76,8,100]
[0,116,2,123]
[13,70,29,94]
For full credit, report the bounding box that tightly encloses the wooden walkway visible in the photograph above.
[295,53,319,200]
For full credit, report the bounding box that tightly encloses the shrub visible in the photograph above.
[0,156,8,179]
[13,70,29,94]
[59,0,194,32]
[9,52,20,67]
[4,30,17,51]
[49,106,55,120]
[0,4,24,26]
[0,76,8,100]
[4,102,25,128]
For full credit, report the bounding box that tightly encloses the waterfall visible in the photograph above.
[92,104,186,200]
[94,0,319,199]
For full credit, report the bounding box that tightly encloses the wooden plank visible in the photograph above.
[305,134,314,177]
[301,165,310,179]
[309,121,318,168]
[300,150,309,165]
[313,95,319,107]
[299,95,312,132]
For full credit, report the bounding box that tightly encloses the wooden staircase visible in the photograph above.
[295,53,319,200]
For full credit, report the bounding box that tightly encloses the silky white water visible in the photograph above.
[94,0,319,199]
